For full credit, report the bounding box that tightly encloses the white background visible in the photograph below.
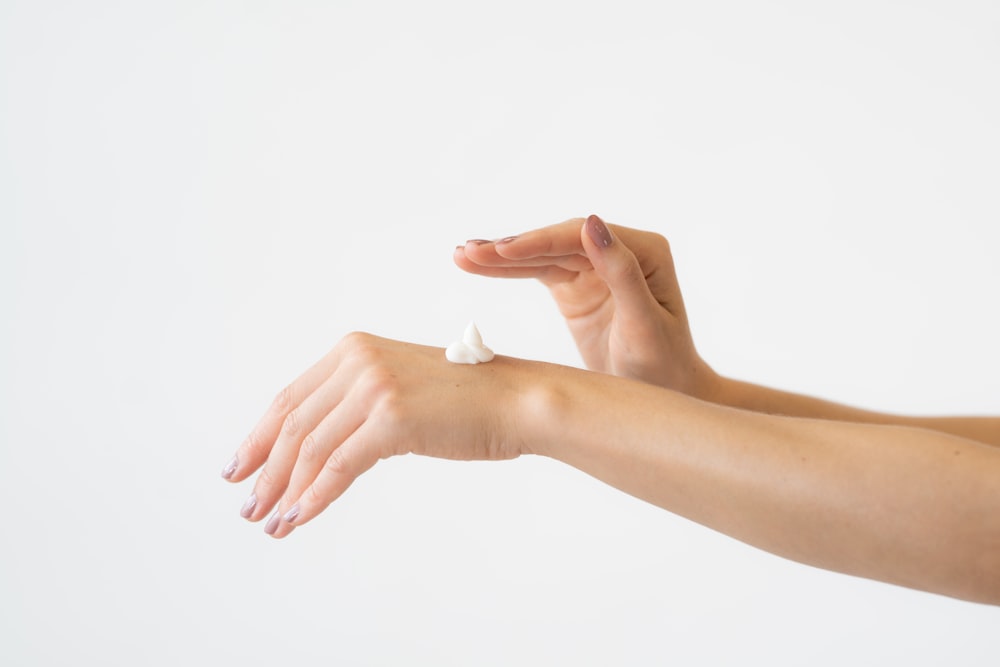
[2,1,1000,664]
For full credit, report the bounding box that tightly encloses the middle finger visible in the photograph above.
[244,369,354,522]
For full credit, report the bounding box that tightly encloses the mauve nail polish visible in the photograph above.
[586,215,613,248]
[240,493,257,519]
[466,239,492,245]
[283,504,300,524]
[264,511,281,535]
[496,236,518,244]
[221,456,238,480]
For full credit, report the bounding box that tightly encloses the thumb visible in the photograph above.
[581,214,658,316]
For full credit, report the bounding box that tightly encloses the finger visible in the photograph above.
[463,247,590,271]
[490,218,587,260]
[453,247,580,284]
[269,386,367,529]
[223,342,359,484]
[243,366,356,522]
[580,214,660,317]
[609,227,683,312]
[270,420,381,537]
[458,237,590,271]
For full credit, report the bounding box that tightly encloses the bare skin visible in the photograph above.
[456,216,1000,447]
[222,215,1000,605]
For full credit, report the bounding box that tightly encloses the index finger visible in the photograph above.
[492,218,587,260]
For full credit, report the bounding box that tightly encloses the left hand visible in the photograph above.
[221,332,530,538]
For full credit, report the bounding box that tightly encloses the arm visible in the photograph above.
[529,361,1000,605]
[222,334,1000,605]
[705,375,1000,447]
[456,215,1000,447]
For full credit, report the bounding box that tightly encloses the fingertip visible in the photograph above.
[220,455,238,480]
[458,238,494,254]
[453,246,479,272]
[584,214,614,249]
[457,239,501,269]
[275,523,296,539]
[239,492,258,519]
[282,503,301,524]
[456,239,484,256]
[263,511,281,535]
[284,507,312,529]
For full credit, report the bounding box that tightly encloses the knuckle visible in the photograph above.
[323,447,352,478]
[610,252,644,284]
[244,428,266,456]
[377,391,406,426]
[280,409,301,437]
[344,330,371,343]
[647,231,671,254]
[272,384,295,413]
[340,332,383,368]
[304,483,326,508]
[363,365,397,395]
[355,344,383,368]
[257,464,279,491]
[300,431,321,462]
[341,330,374,351]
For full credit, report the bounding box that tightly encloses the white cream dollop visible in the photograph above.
[445,321,495,364]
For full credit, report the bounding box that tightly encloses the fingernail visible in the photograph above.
[239,493,257,519]
[283,503,300,524]
[264,511,281,535]
[585,214,613,248]
[221,456,238,480]
[496,236,518,244]
[465,239,492,245]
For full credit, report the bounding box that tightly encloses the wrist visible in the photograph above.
[508,360,651,463]
[501,358,585,460]
[687,355,726,404]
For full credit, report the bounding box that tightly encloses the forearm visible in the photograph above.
[704,373,1000,447]
[517,361,1000,604]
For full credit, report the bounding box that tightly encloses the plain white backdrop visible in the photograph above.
[2,1,999,664]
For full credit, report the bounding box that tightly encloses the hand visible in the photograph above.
[220,333,529,538]
[455,215,715,396]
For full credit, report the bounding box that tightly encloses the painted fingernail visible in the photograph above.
[283,503,300,524]
[264,511,281,535]
[465,239,492,245]
[239,493,257,519]
[585,214,613,248]
[221,456,238,480]
[496,236,518,244]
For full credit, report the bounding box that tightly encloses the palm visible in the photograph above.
[547,264,680,389]
[547,268,616,372]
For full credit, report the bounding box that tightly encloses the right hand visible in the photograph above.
[454,215,715,396]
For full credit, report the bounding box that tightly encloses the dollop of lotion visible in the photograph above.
[445,322,495,364]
